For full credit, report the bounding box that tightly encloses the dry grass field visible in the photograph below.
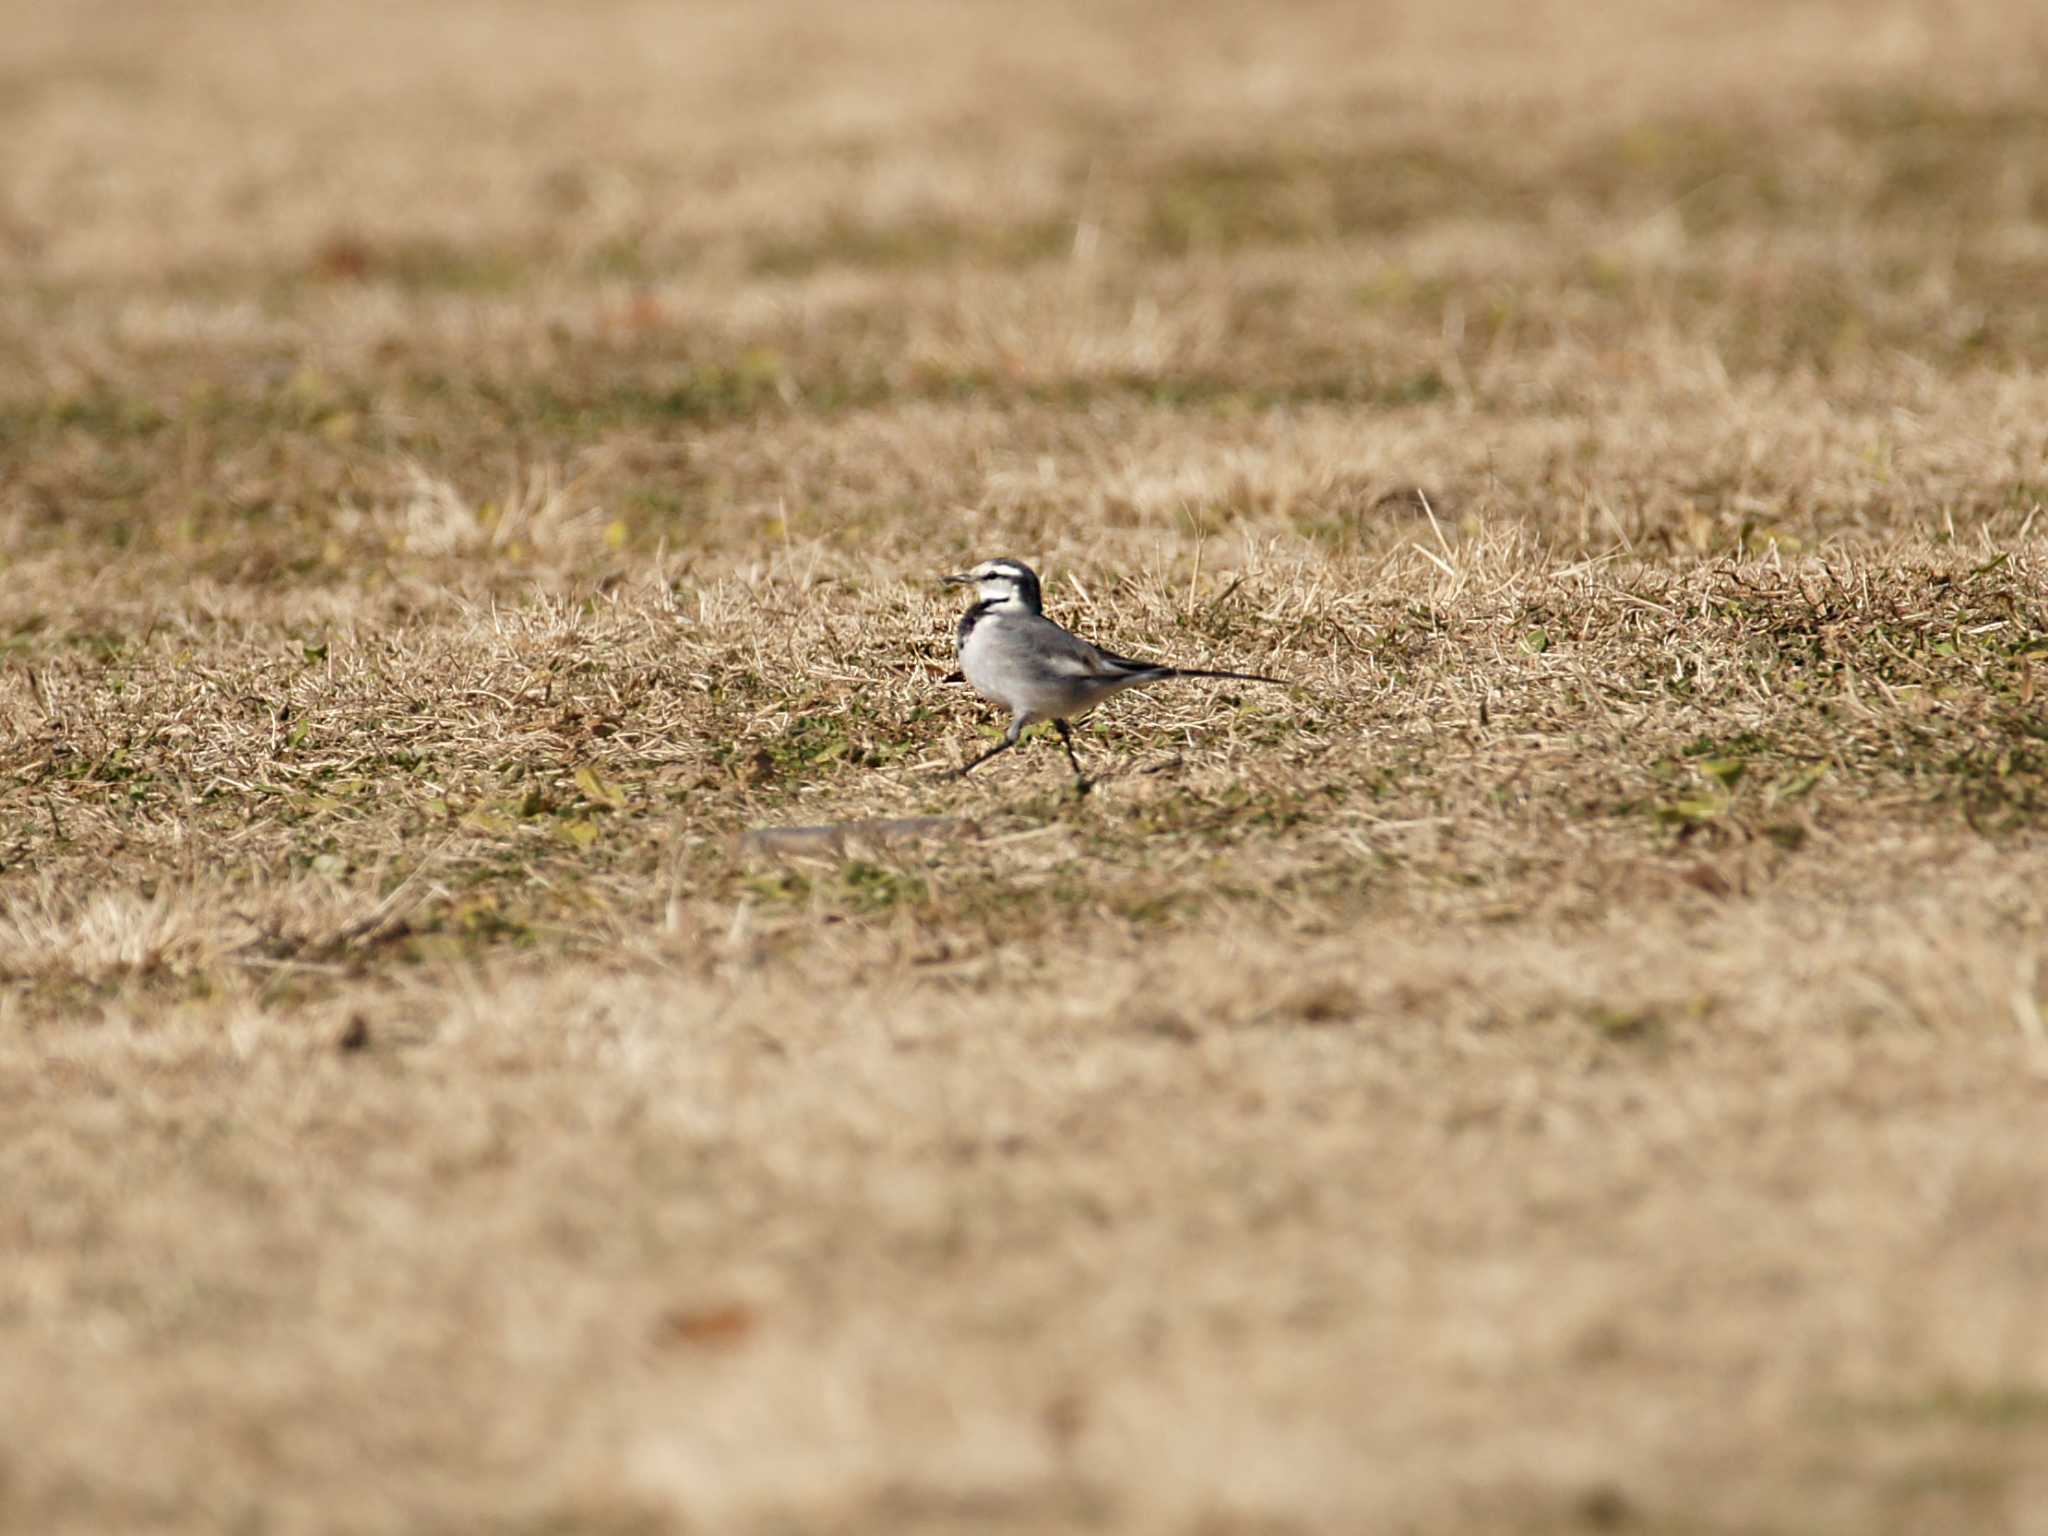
[7,1,2048,1530]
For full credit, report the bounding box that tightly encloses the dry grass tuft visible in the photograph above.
[5,1,2048,1532]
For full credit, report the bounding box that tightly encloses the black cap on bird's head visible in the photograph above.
[941,558,1043,612]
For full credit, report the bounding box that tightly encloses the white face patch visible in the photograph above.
[966,560,1041,608]
[975,574,1028,603]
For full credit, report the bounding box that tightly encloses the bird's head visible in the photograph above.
[942,558,1043,612]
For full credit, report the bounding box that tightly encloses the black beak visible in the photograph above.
[940,572,972,586]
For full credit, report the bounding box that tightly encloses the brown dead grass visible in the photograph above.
[6,1,2048,1531]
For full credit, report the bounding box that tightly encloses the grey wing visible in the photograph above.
[1027,615,1168,681]
[1085,640,1171,679]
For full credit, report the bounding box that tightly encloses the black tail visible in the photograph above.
[1094,648,1285,687]
[1162,667,1287,686]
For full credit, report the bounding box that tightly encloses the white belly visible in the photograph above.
[959,612,1112,724]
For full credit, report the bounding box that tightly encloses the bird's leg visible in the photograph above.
[955,718,1023,777]
[1053,719,1091,794]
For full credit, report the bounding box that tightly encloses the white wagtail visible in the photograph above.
[941,558,1284,786]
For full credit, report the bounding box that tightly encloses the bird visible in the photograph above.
[940,557,1284,787]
